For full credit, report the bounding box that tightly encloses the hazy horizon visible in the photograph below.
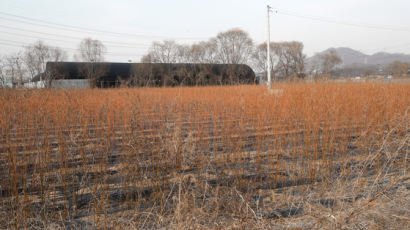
[1,0,410,62]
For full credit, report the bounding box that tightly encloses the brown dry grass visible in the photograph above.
[0,82,409,229]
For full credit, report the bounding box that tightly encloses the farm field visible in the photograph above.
[0,82,409,229]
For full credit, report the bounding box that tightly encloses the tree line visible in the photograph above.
[141,28,308,81]
[3,27,372,88]
[0,38,105,88]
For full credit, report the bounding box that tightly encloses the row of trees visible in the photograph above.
[313,54,409,78]
[1,28,353,87]
[142,28,309,80]
[387,61,410,76]
[0,38,106,88]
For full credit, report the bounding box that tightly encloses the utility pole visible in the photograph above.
[267,5,272,91]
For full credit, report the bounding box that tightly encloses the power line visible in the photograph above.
[0,15,156,41]
[0,29,151,49]
[270,6,410,33]
[0,23,148,45]
[0,24,154,49]
[0,11,208,40]
[0,38,144,58]
[0,23,153,46]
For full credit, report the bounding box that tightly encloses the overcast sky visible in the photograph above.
[1,0,410,62]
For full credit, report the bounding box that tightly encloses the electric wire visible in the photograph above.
[270,6,410,33]
[0,38,143,58]
[0,11,207,40]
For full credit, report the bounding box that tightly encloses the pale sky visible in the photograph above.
[1,0,410,62]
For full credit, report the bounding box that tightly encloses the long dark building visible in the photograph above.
[35,62,256,88]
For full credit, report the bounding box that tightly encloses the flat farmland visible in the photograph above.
[0,82,409,229]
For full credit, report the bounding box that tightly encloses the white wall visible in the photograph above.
[24,80,89,89]
[50,79,89,89]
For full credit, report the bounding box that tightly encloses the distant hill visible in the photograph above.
[307,47,410,68]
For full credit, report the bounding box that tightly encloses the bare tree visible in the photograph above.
[50,47,68,62]
[78,38,107,87]
[186,43,204,63]
[273,41,306,79]
[24,41,49,82]
[387,61,409,76]
[141,28,254,65]
[175,44,192,63]
[319,49,342,75]
[140,53,153,63]
[252,42,278,82]
[141,40,179,63]
[4,53,26,88]
[78,38,106,62]
[251,41,306,80]
[194,41,218,63]
[308,57,322,79]
[212,28,254,64]
[140,29,306,82]
[288,42,306,78]
[172,41,218,64]
[24,40,68,88]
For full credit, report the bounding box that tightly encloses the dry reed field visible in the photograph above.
[0,82,409,229]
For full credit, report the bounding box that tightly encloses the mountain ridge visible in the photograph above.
[307,47,410,67]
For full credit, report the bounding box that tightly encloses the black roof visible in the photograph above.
[34,62,256,87]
